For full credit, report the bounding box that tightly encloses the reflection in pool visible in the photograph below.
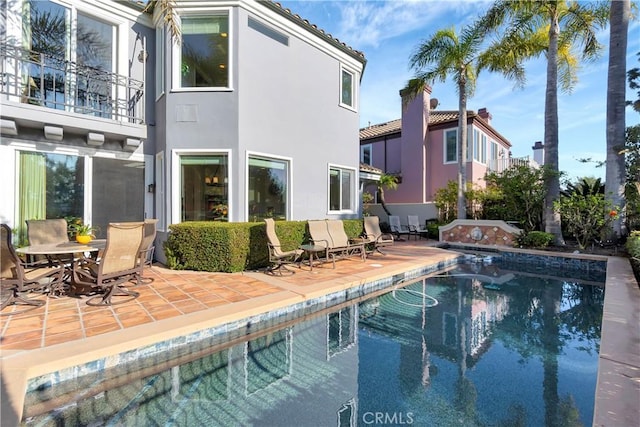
[24,262,604,426]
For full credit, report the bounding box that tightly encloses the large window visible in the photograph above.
[340,66,355,109]
[16,152,144,241]
[179,14,229,89]
[444,130,457,163]
[23,0,115,116]
[180,155,229,221]
[17,152,84,243]
[248,156,289,221]
[329,166,355,212]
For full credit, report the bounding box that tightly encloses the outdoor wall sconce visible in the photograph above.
[148,183,155,193]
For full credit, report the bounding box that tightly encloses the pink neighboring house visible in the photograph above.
[360,86,538,203]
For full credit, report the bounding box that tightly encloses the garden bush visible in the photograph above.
[626,231,640,284]
[516,230,555,249]
[163,219,364,273]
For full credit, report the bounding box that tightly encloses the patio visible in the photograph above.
[0,240,638,426]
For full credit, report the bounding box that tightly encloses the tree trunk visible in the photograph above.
[457,79,468,220]
[605,0,629,238]
[543,14,565,245]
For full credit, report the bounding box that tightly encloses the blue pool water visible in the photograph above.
[24,259,604,426]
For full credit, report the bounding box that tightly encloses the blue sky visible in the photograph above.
[279,0,640,182]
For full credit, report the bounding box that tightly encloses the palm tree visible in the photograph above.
[143,0,181,43]
[377,174,399,217]
[605,0,630,239]
[480,1,609,245]
[407,24,526,219]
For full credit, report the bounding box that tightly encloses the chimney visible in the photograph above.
[532,141,545,165]
[478,107,491,124]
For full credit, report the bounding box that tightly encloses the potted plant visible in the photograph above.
[69,222,99,244]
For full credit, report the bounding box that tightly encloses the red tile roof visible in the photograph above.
[360,110,509,146]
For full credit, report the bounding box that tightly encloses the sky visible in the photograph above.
[279,0,640,182]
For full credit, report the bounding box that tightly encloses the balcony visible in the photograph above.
[487,156,540,174]
[0,44,146,143]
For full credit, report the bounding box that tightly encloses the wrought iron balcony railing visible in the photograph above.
[0,44,144,124]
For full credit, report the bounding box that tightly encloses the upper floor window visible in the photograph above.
[444,130,457,163]
[329,166,356,212]
[360,144,372,166]
[340,66,356,110]
[179,13,230,89]
[21,0,118,119]
[156,25,166,99]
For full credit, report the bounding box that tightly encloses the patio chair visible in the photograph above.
[26,218,71,263]
[1,224,64,314]
[72,222,144,306]
[138,218,158,284]
[308,220,365,268]
[264,218,303,275]
[388,215,410,240]
[363,216,394,254]
[407,215,429,240]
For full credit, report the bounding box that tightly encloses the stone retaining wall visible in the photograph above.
[439,219,522,246]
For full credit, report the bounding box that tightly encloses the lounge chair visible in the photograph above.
[264,218,303,275]
[72,222,144,306]
[407,215,429,240]
[308,220,365,268]
[1,224,64,314]
[389,215,410,240]
[363,216,394,254]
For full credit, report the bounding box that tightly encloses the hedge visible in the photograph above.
[163,219,365,273]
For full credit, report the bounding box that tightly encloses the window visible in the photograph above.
[16,151,144,242]
[360,144,372,166]
[444,130,457,163]
[156,25,165,98]
[248,156,289,221]
[180,154,229,221]
[179,13,229,89]
[340,66,355,109]
[481,134,487,164]
[17,152,84,243]
[23,0,116,117]
[329,166,355,212]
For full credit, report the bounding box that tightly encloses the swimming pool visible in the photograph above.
[23,258,604,426]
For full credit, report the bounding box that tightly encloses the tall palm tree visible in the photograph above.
[480,0,609,244]
[407,24,526,219]
[605,0,630,238]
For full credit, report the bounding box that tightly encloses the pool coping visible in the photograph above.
[1,247,638,425]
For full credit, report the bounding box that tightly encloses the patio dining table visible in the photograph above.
[15,240,106,257]
[15,240,106,295]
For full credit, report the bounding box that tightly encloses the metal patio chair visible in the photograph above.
[363,216,394,255]
[1,224,64,314]
[264,218,303,275]
[72,222,144,306]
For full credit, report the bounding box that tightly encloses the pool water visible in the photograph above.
[24,261,604,426]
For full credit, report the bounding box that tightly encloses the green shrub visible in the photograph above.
[426,222,440,239]
[626,231,640,259]
[163,219,364,273]
[516,231,555,248]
